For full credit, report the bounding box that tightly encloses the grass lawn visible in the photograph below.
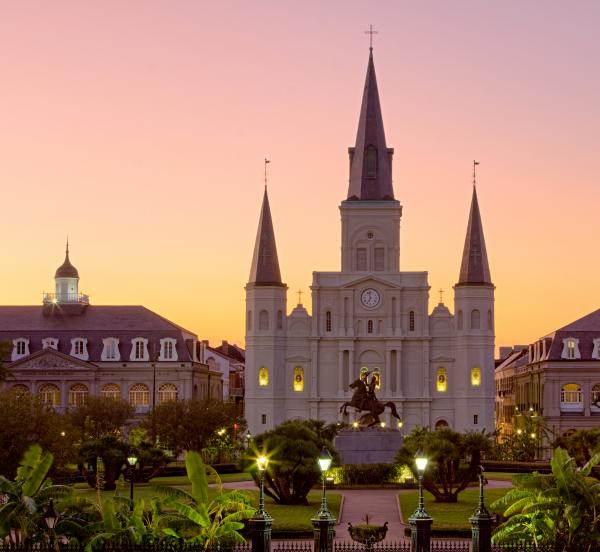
[73,479,339,534]
[398,488,509,531]
[484,472,517,482]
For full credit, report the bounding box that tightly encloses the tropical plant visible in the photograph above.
[78,435,130,490]
[0,444,72,543]
[242,419,339,505]
[491,447,600,550]
[152,450,255,547]
[395,426,493,502]
[554,427,600,467]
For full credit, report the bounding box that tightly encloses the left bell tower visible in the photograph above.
[245,187,288,435]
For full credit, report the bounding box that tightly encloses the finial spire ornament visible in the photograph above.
[66,237,70,259]
[438,288,444,303]
[297,289,303,305]
[473,160,480,188]
[365,24,378,51]
[264,158,270,189]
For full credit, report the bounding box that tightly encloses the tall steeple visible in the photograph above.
[457,186,492,285]
[347,48,394,201]
[248,188,284,286]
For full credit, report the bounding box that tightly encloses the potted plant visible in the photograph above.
[348,514,388,548]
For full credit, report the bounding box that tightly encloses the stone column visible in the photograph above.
[337,350,345,397]
[385,349,392,396]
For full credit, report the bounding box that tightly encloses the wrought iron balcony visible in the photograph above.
[43,292,90,305]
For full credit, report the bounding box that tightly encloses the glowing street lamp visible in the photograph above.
[313,447,336,552]
[127,450,138,508]
[44,499,58,548]
[409,449,433,552]
[249,453,272,552]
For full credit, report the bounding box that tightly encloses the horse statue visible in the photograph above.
[339,375,401,427]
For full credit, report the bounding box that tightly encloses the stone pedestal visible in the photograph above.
[334,428,403,464]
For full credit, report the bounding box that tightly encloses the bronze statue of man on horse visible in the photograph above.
[339,371,401,427]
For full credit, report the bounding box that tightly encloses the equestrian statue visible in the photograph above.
[339,371,401,427]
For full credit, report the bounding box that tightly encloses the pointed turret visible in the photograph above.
[347,49,394,201]
[248,188,285,286]
[457,187,492,285]
[55,239,79,279]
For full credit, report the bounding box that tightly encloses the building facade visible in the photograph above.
[202,340,245,404]
[496,309,600,456]
[245,48,496,436]
[1,244,222,411]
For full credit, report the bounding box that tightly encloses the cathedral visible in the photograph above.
[245,48,495,436]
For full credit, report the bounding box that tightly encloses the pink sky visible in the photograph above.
[1,1,599,351]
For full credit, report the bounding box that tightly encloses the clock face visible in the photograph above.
[361,288,380,308]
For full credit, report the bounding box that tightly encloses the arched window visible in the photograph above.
[409,311,415,332]
[457,310,463,330]
[129,383,150,406]
[436,367,447,393]
[293,366,304,392]
[101,383,121,400]
[11,384,30,399]
[487,310,493,330]
[367,320,374,334]
[471,367,481,387]
[592,384,600,408]
[259,310,269,331]
[258,367,269,387]
[360,366,369,381]
[435,419,449,430]
[277,310,283,330]
[326,311,332,332]
[39,384,60,406]
[471,309,480,330]
[560,383,583,412]
[363,145,377,178]
[372,366,381,390]
[68,384,88,406]
[247,310,252,331]
[158,383,178,403]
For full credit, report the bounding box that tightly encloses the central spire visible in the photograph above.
[347,49,394,201]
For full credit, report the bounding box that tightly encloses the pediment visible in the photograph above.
[341,274,400,290]
[8,349,98,371]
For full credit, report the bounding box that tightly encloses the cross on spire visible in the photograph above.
[264,158,271,188]
[297,289,303,304]
[365,24,378,51]
[473,160,480,188]
[438,288,444,303]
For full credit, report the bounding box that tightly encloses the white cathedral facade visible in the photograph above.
[245,49,496,437]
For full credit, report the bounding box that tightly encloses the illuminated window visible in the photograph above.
[360,366,369,380]
[591,384,600,407]
[129,383,150,406]
[258,367,269,387]
[293,366,304,392]
[471,367,481,387]
[39,384,60,406]
[11,384,30,399]
[68,383,88,406]
[158,383,178,403]
[364,145,377,178]
[356,248,367,271]
[326,311,332,332]
[367,320,374,334]
[259,310,269,330]
[561,383,582,403]
[101,383,121,400]
[409,311,415,332]
[436,367,447,393]
[372,366,381,390]
[471,309,480,330]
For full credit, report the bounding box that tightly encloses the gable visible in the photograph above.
[8,349,98,372]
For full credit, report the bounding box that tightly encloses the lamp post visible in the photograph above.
[249,454,272,552]
[470,466,492,552]
[312,447,336,552]
[127,450,138,510]
[408,450,432,552]
[44,498,58,549]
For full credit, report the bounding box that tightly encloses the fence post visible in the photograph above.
[249,515,272,552]
[409,515,432,552]
[469,468,492,552]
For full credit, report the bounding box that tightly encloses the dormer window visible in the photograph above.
[12,338,30,360]
[561,337,581,360]
[592,338,600,360]
[42,338,59,350]
[159,338,178,361]
[364,145,377,178]
[70,338,89,360]
[130,338,149,361]
[101,338,120,361]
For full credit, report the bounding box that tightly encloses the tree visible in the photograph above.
[242,420,339,505]
[0,389,74,479]
[68,396,135,439]
[79,435,130,490]
[395,426,493,502]
[554,427,600,467]
[491,447,600,550]
[142,399,245,455]
[0,445,73,544]
[0,341,12,382]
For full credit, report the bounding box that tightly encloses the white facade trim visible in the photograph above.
[42,337,59,350]
[561,337,581,359]
[130,337,149,361]
[70,337,89,361]
[159,338,178,361]
[101,337,121,361]
[12,338,30,360]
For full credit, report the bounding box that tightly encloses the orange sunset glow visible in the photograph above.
[1,1,599,352]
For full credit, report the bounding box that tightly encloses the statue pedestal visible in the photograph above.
[334,428,403,464]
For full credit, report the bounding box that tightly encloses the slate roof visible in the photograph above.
[0,305,196,362]
[347,49,394,201]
